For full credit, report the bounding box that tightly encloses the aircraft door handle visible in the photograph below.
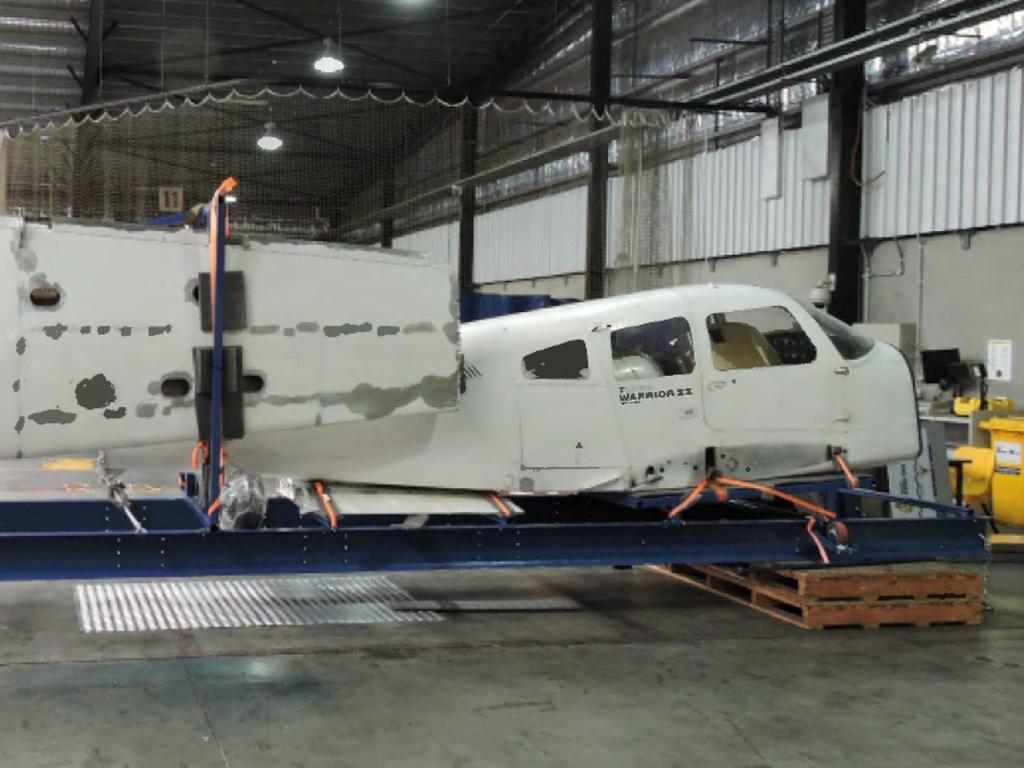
[834,366,850,376]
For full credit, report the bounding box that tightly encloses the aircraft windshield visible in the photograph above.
[807,307,876,360]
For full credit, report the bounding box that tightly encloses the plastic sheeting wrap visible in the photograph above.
[218,468,267,530]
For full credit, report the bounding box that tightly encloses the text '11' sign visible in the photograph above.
[158,187,184,213]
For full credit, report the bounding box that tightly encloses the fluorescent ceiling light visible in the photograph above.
[257,122,283,151]
[314,39,345,74]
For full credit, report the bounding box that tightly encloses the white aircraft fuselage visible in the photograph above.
[223,284,919,494]
[2,216,918,495]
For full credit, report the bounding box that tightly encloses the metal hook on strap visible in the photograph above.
[97,451,145,534]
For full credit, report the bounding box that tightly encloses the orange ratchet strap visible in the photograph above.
[667,473,839,564]
[833,452,858,488]
[314,481,339,530]
[489,493,513,519]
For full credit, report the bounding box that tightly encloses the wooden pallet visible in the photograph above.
[660,563,984,630]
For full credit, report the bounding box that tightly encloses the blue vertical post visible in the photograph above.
[207,195,227,521]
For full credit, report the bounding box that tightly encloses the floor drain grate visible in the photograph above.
[74,575,441,632]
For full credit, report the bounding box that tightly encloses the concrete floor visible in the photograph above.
[0,562,1021,768]
[1,458,1022,767]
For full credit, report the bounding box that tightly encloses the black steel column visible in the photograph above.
[585,0,612,300]
[380,176,395,248]
[458,109,478,293]
[72,0,104,218]
[826,0,866,323]
[81,0,104,105]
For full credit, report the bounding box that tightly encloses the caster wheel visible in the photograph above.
[827,520,850,546]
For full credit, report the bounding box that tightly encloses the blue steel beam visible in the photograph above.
[0,500,989,581]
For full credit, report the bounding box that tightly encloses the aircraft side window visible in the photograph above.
[707,306,817,371]
[522,339,590,380]
[807,306,876,360]
[611,317,695,381]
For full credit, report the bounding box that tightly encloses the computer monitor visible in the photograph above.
[921,348,961,385]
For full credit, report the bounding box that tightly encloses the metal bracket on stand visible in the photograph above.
[204,178,237,526]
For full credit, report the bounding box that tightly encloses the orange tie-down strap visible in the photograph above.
[190,441,228,517]
[489,493,513,518]
[832,452,858,488]
[208,177,239,309]
[668,474,839,564]
[314,481,339,530]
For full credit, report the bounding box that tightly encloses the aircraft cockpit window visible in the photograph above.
[611,317,695,381]
[807,306,876,360]
[707,306,817,370]
[523,340,590,380]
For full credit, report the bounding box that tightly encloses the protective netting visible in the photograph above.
[608,112,698,294]
[0,88,612,244]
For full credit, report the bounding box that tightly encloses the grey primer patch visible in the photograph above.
[443,321,459,344]
[14,416,24,434]
[28,409,77,425]
[15,242,38,273]
[135,403,158,418]
[15,449,22,459]
[147,380,161,396]
[75,373,116,410]
[324,323,371,337]
[43,324,69,340]
[148,325,172,336]
[16,337,26,355]
[119,327,132,337]
[296,322,320,333]
[97,325,111,335]
[103,407,127,419]
[162,398,194,416]
[377,325,400,337]
[283,328,296,337]
[402,322,436,334]
[249,325,280,335]
[263,372,459,420]
[12,380,19,393]
[80,325,91,334]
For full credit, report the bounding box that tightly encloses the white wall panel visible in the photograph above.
[393,221,459,269]
[473,185,587,283]
[862,67,1024,238]
[606,126,829,266]
[684,129,827,262]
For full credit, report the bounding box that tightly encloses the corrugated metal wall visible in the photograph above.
[605,126,829,266]
[393,221,459,269]
[862,67,1024,238]
[473,123,830,284]
[471,66,1024,285]
[473,185,588,283]
[688,126,830,259]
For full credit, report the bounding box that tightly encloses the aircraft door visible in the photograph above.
[701,305,831,436]
[518,338,626,470]
[606,316,706,487]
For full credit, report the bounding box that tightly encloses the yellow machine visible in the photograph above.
[954,396,1014,416]
[980,417,1024,526]
[949,445,995,507]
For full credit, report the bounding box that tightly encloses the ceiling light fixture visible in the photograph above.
[314,1,345,75]
[314,38,345,74]
[256,122,283,151]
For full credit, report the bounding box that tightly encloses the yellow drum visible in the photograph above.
[949,446,994,506]
[980,417,1024,526]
